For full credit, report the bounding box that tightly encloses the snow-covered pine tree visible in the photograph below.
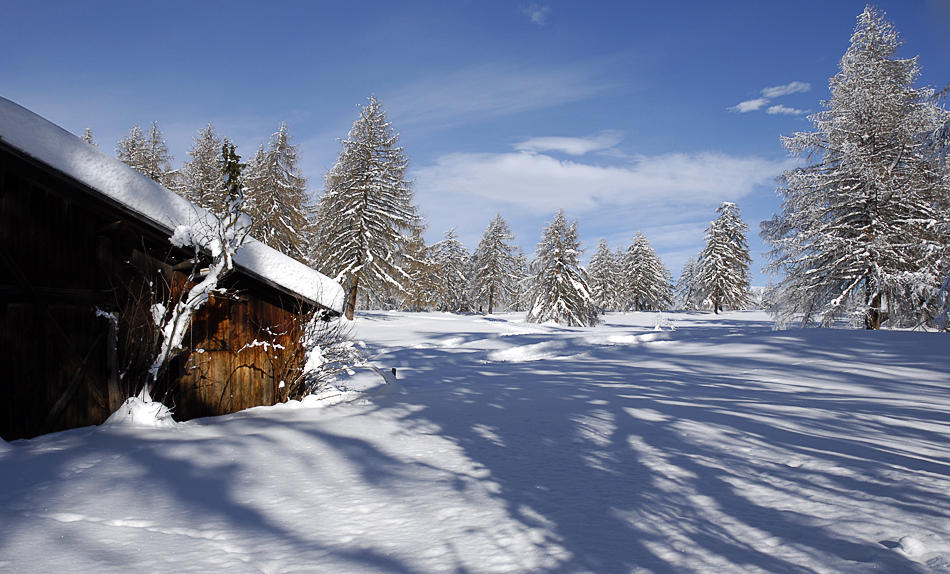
[675,256,703,311]
[621,231,673,312]
[587,238,621,313]
[762,6,949,329]
[116,122,173,186]
[116,124,146,171]
[473,214,519,314]
[431,228,472,313]
[699,202,751,314]
[511,246,530,312]
[177,123,229,217]
[525,210,598,327]
[924,87,950,329]
[221,140,244,201]
[400,224,437,312]
[243,124,312,262]
[82,126,98,147]
[314,95,419,320]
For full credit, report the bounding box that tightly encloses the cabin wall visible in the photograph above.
[0,146,309,441]
[174,292,303,420]
[0,155,116,440]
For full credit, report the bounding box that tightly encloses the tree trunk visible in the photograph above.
[487,286,494,315]
[345,273,359,321]
[865,291,882,330]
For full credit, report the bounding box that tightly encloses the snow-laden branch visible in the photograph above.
[145,202,252,398]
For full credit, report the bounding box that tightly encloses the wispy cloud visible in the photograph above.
[730,81,811,115]
[522,4,551,25]
[386,65,609,130]
[413,150,798,268]
[414,150,795,216]
[767,104,807,115]
[762,81,811,99]
[514,131,623,156]
[730,98,769,113]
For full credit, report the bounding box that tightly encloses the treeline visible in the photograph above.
[87,97,755,329]
[88,7,950,331]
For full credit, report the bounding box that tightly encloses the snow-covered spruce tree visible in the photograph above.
[586,239,621,313]
[177,123,229,217]
[473,213,519,314]
[431,228,472,313]
[116,122,173,186]
[621,231,674,312]
[400,224,437,312]
[925,88,950,329]
[82,126,98,147]
[525,210,598,327]
[699,202,751,314]
[762,6,949,329]
[510,246,531,312]
[243,124,312,262]
[221,140,244,200]
[675,256,703,311]
[314,95,420,320]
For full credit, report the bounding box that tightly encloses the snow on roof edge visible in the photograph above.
[0,97,344,314]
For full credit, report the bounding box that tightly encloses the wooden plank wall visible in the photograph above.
[1,147,308,440]
[0,158,115,440]
[175,293,302,420]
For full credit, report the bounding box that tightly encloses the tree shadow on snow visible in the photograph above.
[0,410,434,573]
[368,323,948,573]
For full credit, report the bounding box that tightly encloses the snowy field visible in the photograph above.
[2,311,949,573]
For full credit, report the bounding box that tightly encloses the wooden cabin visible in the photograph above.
[0,98,344,441]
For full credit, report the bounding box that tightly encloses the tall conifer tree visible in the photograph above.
[473,214,518,314]
[314,95,420,320]
[699,202,752,314]
[526,210,598,327]
[762,6,949,328]
[243,124,311,261]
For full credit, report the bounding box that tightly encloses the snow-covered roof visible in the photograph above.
[0,97,344,313]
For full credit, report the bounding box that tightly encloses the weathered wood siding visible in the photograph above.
[1,143,310,441]
[1,151,117,440]
[175,292,302,420]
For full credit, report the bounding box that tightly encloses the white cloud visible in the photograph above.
[767,104,807,116]
[730,81,812,114]
[386,65,608,130]
[762,81,811,99]
[730,98,769,113]
[413,150,798,275]
[514,131,623,156]
[522,4,551,25]
[414,150,794,216]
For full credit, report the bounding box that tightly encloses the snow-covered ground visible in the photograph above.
[2,311,949,573]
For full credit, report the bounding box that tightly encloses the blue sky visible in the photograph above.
[3,1,950,283]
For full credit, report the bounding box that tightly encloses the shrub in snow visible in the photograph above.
[103,395,177,429]
[147,203,251,396]
[281,311,368,398]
